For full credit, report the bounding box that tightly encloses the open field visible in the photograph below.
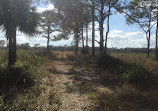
[110,53,158,75]
[0,50,158,111]
[1,0,158,110]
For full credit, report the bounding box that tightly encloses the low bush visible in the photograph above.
[0,50,53,110]
[122,65,152,87]
[17,51,44,65]
[0,61,34,89]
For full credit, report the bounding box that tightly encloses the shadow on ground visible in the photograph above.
[48,61,158,111]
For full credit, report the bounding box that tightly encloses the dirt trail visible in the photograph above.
[48,60,112,111]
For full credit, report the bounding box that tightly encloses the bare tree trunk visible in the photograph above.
[92,6,95,57]
[13,27,16,64]
[47,25,50,53]
[105,5,111,54]
[147,39,150,58]
[86,23,88,53]
[75,30,79,55]
[82,27,85,54]
[147,10,152,58]
[156,16,158,59]
[99,0,104,53]
[8,25,16,66]
[99,21,104,53]
[145,32,149,58]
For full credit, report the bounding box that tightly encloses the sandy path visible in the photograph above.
[51,61,95,111]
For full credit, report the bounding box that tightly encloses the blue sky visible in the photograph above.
[0,3,157,48]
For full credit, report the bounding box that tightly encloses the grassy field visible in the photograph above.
[75,52,158,111]
[110,52,158,75]
[0,50,60,111]
[0,50,158,111]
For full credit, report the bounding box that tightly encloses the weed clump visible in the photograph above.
[0,61,34,89]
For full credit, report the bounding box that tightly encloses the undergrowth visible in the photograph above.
[77,53,153,88]
[76,53,157,110]
[0,50,58,111]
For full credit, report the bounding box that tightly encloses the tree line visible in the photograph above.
[0,41,157,54]
[0,0,158,66]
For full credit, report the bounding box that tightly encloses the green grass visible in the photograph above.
[0,50,59,111]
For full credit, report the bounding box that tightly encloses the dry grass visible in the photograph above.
[74,52,158,111]
[54,51,75,60]
[110,53,158,75]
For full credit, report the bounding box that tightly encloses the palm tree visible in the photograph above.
[0,0,39,66]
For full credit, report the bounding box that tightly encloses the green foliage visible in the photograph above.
[36,50,57,60]
[0,95,4,111]
[0,0,39,36]
[0,50,59,110]
[17,51,44,65]
[0,61,34,89]
[122,65,152,86]
[95,54,125,75]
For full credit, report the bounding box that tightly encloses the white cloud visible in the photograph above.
[125,31,143,37]
[107,30,156,48]
[109,30,123,38]
[37,4,54,13]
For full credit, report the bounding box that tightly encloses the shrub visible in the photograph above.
[122,65,152,87]
[17,51,44,65]
[0,61,34,89]
[95,54,126,76]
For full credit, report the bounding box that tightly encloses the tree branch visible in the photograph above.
[95,40,100,44]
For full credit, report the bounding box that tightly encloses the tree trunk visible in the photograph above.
[147,10,151,58]
[156,13,158,59]
[146,32,150,58]
[86,23,88,53]
[82,27,85,54]
[99,22,104,53]
[13,27,16,63]
[99,0,104,53]
[147,39,150,58]
[47,25,50,53]
[92,6,95,57]
[105,5,110,54]
[47,37,50,52]
[75,30,79,55]
[8,26,16,66]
